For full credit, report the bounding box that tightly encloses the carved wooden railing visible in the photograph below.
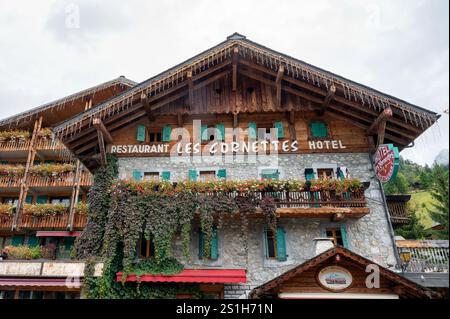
[0,138,30,151]
[0,211,87,230]
[0,171,92,188]
[397,240,449,273]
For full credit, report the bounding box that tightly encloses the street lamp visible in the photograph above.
[398,246,412,273]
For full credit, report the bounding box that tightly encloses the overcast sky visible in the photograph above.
[0,0,448,165]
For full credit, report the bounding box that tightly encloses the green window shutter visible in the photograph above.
[132,170,142,181]
[217,169,227,179]
[274,121,284,139]
[201,125,208,141]
[11,235,24,247]
[161,171,171,181]
[216,124,225,141]
[340,226,349,249]
[305,168,315,181]
[310,122,328,138]
[136,125,146,142]
[276,227,287,262]
[36,195,48,204]
[248,122,257,139]
[44,160,55,164]
[33,160,41,165]
[188,169,197,181]
[198,230,204,260]
[27,235,39,247]
[64,237,76,252]
[162,125,172,142]
[210,227,218,260]
[25,196,33,204]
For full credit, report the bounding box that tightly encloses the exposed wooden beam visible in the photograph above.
[319,85,336,113]
[239,58,422,134]
[368,107,393,147]
[187,71,194,108]
[177,113,184,127]
[97,130,107,167]
[286,110,296,141]
[93,118,113,144]
[368,107,393,134]
[141,92,154,122]
[275,65,284,107]
[73,72,230,155]
[233,112,238,129]
[232,47,239,91]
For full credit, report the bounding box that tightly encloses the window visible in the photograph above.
[326,228,346,247]
[260,168,280,180]
[139,235,155,258]
[50,197,70,205]
[264,227,287,262]
[309,121,329,138]
[0,236,10,249]
[144,172,160,181]
[317,168,334,180]
[148,131,162,143]
[199,171,216,182]
[266,229,277,259]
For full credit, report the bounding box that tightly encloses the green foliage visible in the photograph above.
[395,211,429,239]
[2,245,54,260]
[75,155,118,259]
[384,172,409,195]
[428,165,449,239]
[122,258,184,282]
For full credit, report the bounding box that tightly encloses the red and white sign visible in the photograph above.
[374,144,400,183]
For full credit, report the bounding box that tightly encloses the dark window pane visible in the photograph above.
[266,230,276,258]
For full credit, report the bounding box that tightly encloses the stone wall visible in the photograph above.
[117,153,398,298]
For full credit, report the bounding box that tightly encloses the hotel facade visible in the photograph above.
[0,34,445,299]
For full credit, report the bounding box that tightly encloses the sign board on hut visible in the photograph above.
[374,144,400,183]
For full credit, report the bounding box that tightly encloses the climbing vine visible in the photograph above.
[77,156,363,298]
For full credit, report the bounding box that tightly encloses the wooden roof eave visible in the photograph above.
[53,35,439,146]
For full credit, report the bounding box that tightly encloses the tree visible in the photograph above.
[419,165,433,190]
[395,210,429,240]
[384,172,409,195]
[428,165,449,239]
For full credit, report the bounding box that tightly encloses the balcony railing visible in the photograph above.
[397,240,449,273]
[0,171,92,188]
[0,135,64,152]
[0,211,87,230]
[386,195,411,225]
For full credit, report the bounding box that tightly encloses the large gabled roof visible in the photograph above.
[54,33,438,135]
[249,246,437,299]
[49,33,440,168]
[0,76,136,130]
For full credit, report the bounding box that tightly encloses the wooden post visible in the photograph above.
[232,47,239,91]
[318,85,336,114]
[367,107,393,148]
[12,116,42,230]
[67,160,82,231]
[187,71,194,109]
[286,110,297,141]
[275,65,285,107]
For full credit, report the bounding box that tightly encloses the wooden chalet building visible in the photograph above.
[0,33,443,299]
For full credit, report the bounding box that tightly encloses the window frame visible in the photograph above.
[308,121,330,140]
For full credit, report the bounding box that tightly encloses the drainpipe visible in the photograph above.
[369,153,402,269]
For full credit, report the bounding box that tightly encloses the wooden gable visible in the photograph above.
[51,33,439,170]
[249,247,436,299]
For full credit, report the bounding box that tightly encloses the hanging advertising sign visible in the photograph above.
[374,144,400,182]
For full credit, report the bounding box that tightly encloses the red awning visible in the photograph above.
[117,269,247,284]
[36,231,81,237]
[0,277,81,288]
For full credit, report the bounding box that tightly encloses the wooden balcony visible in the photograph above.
[0,171,92,189]
[386,195,411,226]
[261,189,368,219]
[0,137,64,152]
[0,211,87,230]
